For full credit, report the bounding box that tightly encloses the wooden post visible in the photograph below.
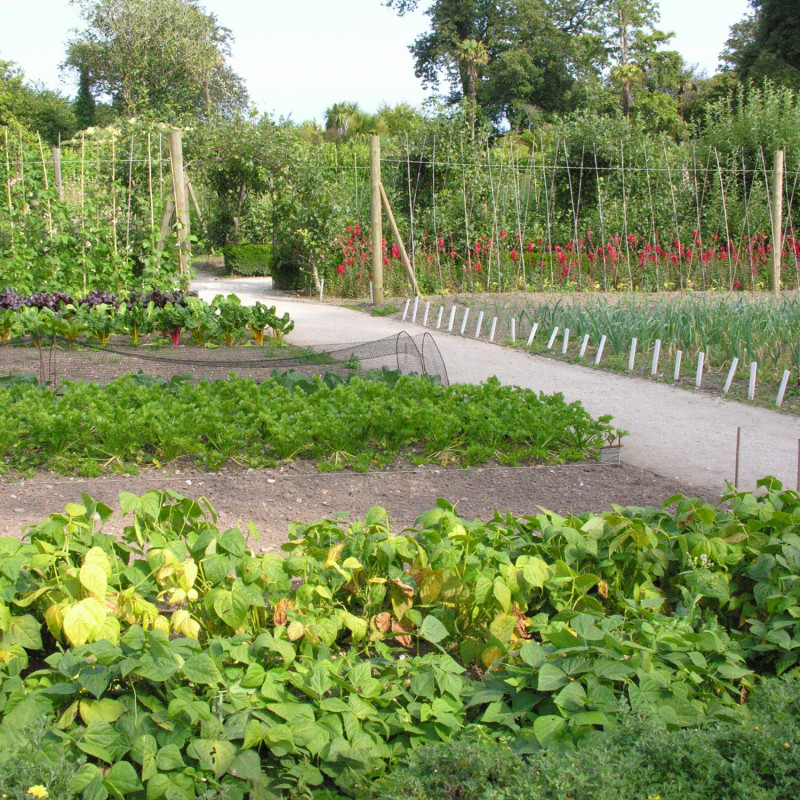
[379,182,419,297]
[53,146,63,202]
[168,129,190,278]
[369,136,384,306]
[770,149,785,296]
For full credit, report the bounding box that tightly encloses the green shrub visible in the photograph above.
[377,677,800,800]
[222,243,272,276]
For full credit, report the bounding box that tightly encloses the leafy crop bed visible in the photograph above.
[0,479,799,798]
[0,372,615,476]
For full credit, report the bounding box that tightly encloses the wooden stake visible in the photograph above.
[770,149,785,296]
[156,195,175,253]
[369,136,384,305]
[527,322,539,346]
[510,318,516,343]
[36,134,53,236]
[673,350,682,381]
[168,130,190,278]
[735,427,741,487]
[489,317,497,342]
[147,132,154,232]
[111,134,117,255]
[579,333,589,359]
[547,327,559,349]
[561,328,570,354]
[447,306,456,332]
[796,439,800,492]
[402,299,410,320]
[53,146,63,202]
[436,306,444,329]
[379,182,419,297]
[422,301,430,327]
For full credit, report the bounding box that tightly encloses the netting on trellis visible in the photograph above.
[0,331,448,387]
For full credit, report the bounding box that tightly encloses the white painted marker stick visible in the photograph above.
[673,350,683,381]
[579,334,589,359]
[547,327,559,349]
[561,328,570,354]
[595,335,607,364]
[436,306,444,329]
[723,357,738,395]
[651,340,661,376]
[411,296,419,323]
[459,308,470,335]
[527,322,539,346]
[628,338,638,371]
[422,302,430,327]
[447,306,456,332]
[748,362,758,401]
[474,311,484,338]
[777,370,791,407]
[402,298,410,320]
[489,317,498,342]
[510,318,516,343]
[695,352,705,388]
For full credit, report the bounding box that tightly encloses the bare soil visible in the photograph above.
[0,460,717,552]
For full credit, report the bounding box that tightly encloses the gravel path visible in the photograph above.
[192,273,800,494]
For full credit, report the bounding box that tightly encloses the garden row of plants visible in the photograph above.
[407,292,800,410]
[0,372,616,476]
[0,478,799,798]
[335,224,800,297]
[0,289,294,347]
[3,87,800,297]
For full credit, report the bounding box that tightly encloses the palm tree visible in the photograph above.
[323,101,361,141]
[457,39,489,137]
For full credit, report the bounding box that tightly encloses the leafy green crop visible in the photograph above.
[0,480,799,797]
[0,373,616,476]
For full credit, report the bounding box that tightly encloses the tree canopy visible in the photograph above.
[722,0,800,92]
[64,0,248,122]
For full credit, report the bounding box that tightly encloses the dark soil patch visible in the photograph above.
[0,460,717,552]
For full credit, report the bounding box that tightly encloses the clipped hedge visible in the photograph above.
[222,243,272,276]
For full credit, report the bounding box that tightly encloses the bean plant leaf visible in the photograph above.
[537,662,569,692]
[104,760,144,798]
[63,598,106,647]
[3,614,42,650]
[534,714,567,745]
[420,615,449,644]
[182,652,222,685]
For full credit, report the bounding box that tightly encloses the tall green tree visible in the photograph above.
[64,0,248,121]
[73,66,96,129]
[600,0,673,117]
[1,57,77,144]
[722,0,800,91]
[385,1,604,127]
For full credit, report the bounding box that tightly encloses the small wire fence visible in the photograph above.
[0,331,449,387]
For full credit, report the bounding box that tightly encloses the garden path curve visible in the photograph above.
[192,273,800,495]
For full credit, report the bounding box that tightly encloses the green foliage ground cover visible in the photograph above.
[0,373,614,476]
[0,479,799,798]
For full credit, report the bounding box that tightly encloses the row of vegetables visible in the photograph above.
[0,288,294,347]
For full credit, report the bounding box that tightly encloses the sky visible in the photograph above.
[0,0,753,124]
